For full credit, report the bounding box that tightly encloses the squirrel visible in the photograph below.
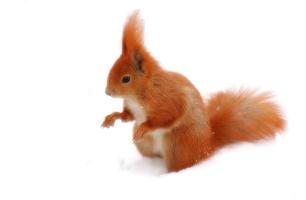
[102,11,285,172]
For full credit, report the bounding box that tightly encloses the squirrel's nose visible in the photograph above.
[105,88,111,96]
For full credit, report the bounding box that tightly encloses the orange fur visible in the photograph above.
[122,10,144,55]
[208,89,285,147]
[102,12,285,172]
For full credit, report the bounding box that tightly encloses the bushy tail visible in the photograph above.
[207,89,285,147]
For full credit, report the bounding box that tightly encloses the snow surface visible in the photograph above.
[0,0,305,200]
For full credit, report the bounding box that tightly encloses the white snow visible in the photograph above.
[0,1,305,200]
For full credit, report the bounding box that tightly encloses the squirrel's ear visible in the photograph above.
[131,49,144,73]
[122,41,127,54]
[122,11,147,73]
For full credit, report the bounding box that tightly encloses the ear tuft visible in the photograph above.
[122,10,144,55]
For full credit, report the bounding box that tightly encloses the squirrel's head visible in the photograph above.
[105,11,158,98]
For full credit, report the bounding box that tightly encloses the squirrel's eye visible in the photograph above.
[121,75,130,83]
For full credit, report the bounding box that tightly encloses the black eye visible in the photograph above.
[121,75,130,83]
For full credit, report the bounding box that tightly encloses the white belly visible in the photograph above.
[125,98,166,155]
[125,98,146,125]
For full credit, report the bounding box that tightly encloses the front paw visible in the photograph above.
[102,113,119,128]
[133,124,150,141]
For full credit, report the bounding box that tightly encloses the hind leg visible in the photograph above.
[134,134,160,158]
[163,126,214,172]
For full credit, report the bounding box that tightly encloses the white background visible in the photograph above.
[0,0,305,199]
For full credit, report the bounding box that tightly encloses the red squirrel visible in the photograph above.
[102,11,285,172]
